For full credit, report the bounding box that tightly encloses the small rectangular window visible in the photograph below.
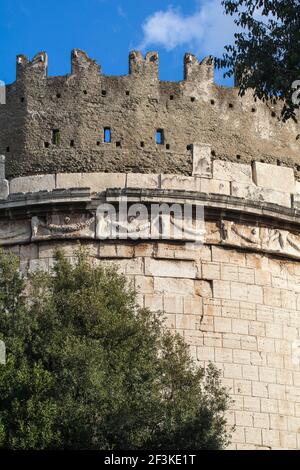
[52,129,60,145]
[156,129,164,145]
[104,127,111,143]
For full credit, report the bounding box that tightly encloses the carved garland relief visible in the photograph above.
[0,209,300,260]
[31,213,95,240]
[218,220,300,258]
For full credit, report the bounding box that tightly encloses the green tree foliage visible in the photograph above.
[217,0,300,120]
[0,249,231,449]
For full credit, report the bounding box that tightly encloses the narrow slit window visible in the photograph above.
[104,127,111,143]
[156,129,164,145]
[52,129,60,145]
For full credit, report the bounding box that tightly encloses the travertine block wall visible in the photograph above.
[1,156,300,449]
[4,155,300,209]
[5,239,300,450]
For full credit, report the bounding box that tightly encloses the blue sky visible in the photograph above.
[0,0,237,85]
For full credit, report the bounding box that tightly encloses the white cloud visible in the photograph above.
[137,0,237,57]
[117,5,126,19]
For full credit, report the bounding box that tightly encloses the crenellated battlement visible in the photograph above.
[16,51,48,80]
[129,50,159,78]
[13,49,214,83]
[184,53,214,83]
[0,49,299,179]
[71,49,101,76]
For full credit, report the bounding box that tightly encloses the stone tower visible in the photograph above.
[0,49,300,449]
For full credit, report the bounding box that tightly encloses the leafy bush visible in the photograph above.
[0,249,231,449]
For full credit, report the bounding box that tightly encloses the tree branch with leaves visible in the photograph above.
[216,0,300,120]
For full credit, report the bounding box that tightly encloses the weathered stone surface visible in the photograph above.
[0,219,31,244]
[0,155,6,179]
[292,193,300,209]
[192,143,212,178]
[126,173,159,189]
[56,172,126,192]
[5,168,296,210]
[20,243,39,260]
[154,277,194,295]
[115,257,144,275]
[295,181,300,195]
[231,182,291,207]
[160,174,200,192]
[10,174,55,193]
[213,160,252,184]
[253,162,295,193]
[200,178,230,195]
[0,179,9,199]
[145,258,196,278]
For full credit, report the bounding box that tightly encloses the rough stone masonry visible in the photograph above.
[0,49,300,179]
[0,50,300,450]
